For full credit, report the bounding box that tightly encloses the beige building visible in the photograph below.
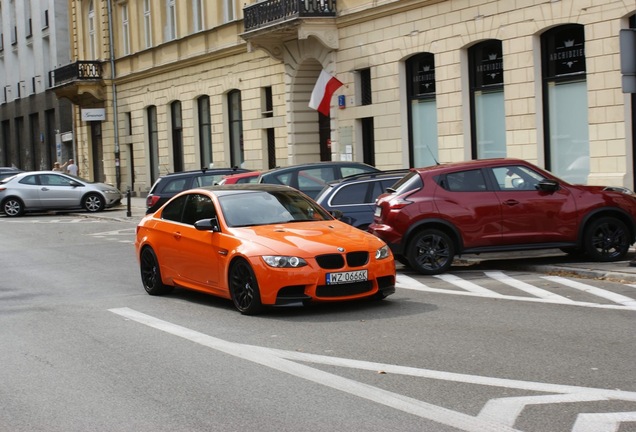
[53,0,636,195]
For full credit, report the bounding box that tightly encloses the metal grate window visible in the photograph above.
[267,128,276,168]
[360,68,372,105]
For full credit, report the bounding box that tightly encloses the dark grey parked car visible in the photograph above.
[257,161,379,199]
[0,167,23,181]
[145,167,251,213]
[0,171,122,216]
[315,170,409,230]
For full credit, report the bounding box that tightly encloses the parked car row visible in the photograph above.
[5,159,636,315]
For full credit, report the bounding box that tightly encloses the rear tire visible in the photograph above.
[583,217,630,262]
[2,198,24,217]
[140,247,173,295]
[407,228,455,275]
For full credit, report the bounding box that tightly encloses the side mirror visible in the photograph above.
[69,180,82,187]
[330,209,344,220]
[194,216,221,232]
[536,179,560,193]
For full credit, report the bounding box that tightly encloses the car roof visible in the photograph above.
[326,169,410,185]
[412,158,532,174]
[222,171,261,178]
[259,161,379,177]
[185,183,299,197]
[158,167,250,179]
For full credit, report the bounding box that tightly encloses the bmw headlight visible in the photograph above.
[375,244,390,260]
[262,256,307,268]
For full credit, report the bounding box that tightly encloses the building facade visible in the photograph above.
[0,0,73,171]
[56,0,636,195]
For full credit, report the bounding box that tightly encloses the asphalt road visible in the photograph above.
[1,213,635,432]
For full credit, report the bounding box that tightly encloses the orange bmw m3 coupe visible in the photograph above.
[135,184,396,314]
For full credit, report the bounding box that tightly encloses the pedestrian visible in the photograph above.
[66,159,78,176]
[52,161,68,172]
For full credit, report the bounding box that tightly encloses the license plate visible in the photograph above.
[326,270,368,285]
[374,206,381,217]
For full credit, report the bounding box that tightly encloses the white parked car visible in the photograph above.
[0,171,122,217]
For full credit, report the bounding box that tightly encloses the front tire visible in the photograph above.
[140,247,173,295]
[229,259,263,315]
[407,228,455,275]
[83,193,105,212]
[583,217,630,262]
[2,198,24,217]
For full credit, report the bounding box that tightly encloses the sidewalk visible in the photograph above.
[91,199,636,283]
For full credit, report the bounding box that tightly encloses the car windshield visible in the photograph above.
[219,190,333,227]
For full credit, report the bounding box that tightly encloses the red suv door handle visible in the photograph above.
[503,199,520,206]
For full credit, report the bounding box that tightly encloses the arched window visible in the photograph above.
[147,106,159,183]
[541,24,589,183]
[198,96,212,168]
[228,90,243,167]
[407,53,438,167]
[469,40,506,159]
[171,101,183,172]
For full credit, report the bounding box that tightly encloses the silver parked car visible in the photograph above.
[0,171,122,217]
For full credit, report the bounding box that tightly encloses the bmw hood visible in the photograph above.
[232,221,386,256]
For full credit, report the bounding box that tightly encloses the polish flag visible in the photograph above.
[309,70,343,116]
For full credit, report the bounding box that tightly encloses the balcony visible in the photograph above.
[241,0,338,58]
[51,61,105,106]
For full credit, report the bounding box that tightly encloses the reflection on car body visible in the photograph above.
[135,184,395,314]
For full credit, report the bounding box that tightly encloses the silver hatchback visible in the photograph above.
[0,171,122,217]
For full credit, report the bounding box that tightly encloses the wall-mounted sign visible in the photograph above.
[61,132,73,142]
[81,108,106,121]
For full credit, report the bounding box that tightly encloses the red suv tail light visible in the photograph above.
[146,195,160,209]
[387,196,413,210]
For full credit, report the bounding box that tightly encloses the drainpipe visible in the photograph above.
[106,0,120,189]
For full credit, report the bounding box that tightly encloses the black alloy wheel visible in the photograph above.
[584,216,630,262]
[407,228,455,275]
[229,259,263,315]
[140,247,173,295]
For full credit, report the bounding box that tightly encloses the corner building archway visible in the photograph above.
[276,38,338,165]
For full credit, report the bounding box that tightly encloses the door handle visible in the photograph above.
[173,232,182,240]
[41,187,49,191]
[503,199,519,206]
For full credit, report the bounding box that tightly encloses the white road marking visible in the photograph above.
[572,411,636,432]
[396,273,636,310]
[109,307,519,432]
[542,276,636,307]
[110,308,636,432]
[485,271,574,302]
[395,274,433,290]
[434,274,501,296]
[478,393,608,426]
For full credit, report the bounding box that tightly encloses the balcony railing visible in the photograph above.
[52,61,102,87]
[244,0,336,32]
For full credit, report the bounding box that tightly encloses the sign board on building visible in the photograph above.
[61,132,73,142]
[81,108,106,121]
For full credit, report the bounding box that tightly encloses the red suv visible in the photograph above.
[368,158,636,275]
